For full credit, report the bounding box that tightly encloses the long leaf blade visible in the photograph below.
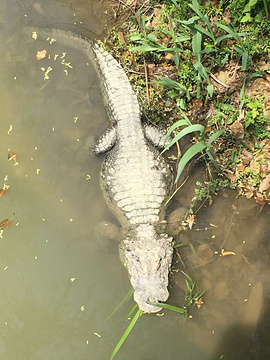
[206,129,224,149]
[147,301,187,315]
[163,124,205,153]
[110,309,143,360]
[175,142,206,182]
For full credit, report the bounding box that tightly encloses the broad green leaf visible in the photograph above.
[192,31,202,59]
[175,142,206,182]
[194,24,215,42]
[153,76,187,92]
[205,149,219,168]
[178,15,200,25]
[214,22,242,43]
[164,119,191,141]
[206,129,224,149]
[147,33,158,41]
[110,309,143,360]
[241,51,248,70]
[207,84,214,97]
[176,35,191,42]
[215,33,236,44]
[130,44,160,52]
[163,124,205,153]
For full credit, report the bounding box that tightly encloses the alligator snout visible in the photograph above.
[123,235,173,313]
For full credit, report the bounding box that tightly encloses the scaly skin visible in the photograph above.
[27,28,174,313]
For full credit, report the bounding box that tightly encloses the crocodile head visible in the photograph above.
[121,226,173,313]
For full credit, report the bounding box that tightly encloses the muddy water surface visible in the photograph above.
[0,1,269,359]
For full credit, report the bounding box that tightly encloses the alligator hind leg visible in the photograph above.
[144,124,171,149]
[92,126,117,154]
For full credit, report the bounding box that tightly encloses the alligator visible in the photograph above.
[29,28,174,313]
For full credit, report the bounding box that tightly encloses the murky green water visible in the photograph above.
[0,1,269,359]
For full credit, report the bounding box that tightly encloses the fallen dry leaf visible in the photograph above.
[255,192,266,205]
[0,219,11,230]
[186,214,195,229]
[259,174,270,192]
[196,297,203,309]
[8,153,17,161]
[0,188,8,197]
[229,120,244,139]
[221,249,236,256]
[224,171,236,183]
[36,50,47,60]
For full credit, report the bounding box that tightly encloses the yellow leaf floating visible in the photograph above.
[221,249,236,256]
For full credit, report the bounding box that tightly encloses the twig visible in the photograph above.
[210,73,228,88]
[165,175,189,206]
[144,59,150,106]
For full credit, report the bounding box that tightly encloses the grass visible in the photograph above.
[110,308,143,360]
[105,0,270,204]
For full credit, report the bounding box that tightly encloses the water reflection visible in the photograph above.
[0,1,269,359]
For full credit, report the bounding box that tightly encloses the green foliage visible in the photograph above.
[148,271,204,316]
[162,112,224,182]
[244,96,270,139]
[189,179,236,212]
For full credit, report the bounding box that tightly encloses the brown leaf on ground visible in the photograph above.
[224,171,236,183]
[259,174,270,192]
[229,120,244,139]
[0,219,11,229]
[255,192,266,205]
[241,149,253,165]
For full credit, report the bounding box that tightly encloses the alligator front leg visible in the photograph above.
[92,126,117,154]
[144,124,170,149]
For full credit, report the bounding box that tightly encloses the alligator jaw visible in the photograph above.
[121,228,173,313]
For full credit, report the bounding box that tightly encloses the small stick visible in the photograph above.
[144,59,150,106]
[210,73,228,88]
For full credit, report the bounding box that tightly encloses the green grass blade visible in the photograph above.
[162,124,205,154]
[178,15,200,25]
[126,303,138,320]
[214,22,242,43]
[192,31,202,60]
[110,309,143,360]
[165,119,190,139]
[147,301,187,315]
[153,76,188,92]
[194,24,215,42]
[206,129,224,149]
[175,142,206,182]
[181,270,194,283]
[107,288,134,319]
